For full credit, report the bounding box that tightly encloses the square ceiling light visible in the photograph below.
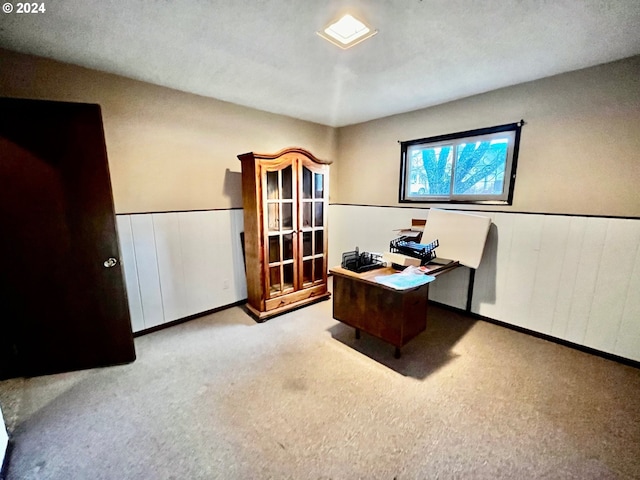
[317,14,377,49]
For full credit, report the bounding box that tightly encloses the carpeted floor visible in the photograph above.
[1,293,639,479]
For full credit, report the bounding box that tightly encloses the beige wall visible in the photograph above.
[336,55,640,217]
[0,48,338,213]
[2,48,638,217]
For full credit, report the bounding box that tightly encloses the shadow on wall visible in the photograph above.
[473,222,498,306]
[223,168,243,206]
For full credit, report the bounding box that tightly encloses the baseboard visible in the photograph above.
[133,300,247,337]
[429,300,640,370]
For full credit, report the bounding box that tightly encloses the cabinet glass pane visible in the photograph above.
[314,202,323,227]
[282,165,293,199]
[283,233,294,260]
[302,167,312,199]
[283,264,294,290]
[302,202,312,228]
[314,230,323,255]
[269,266,281,294]
[267,203,279,231]
[303,260,312,285]
[303,232,312,257]
[267,171,279,200]
[282,202,293,230]
[268,235,280,263]
[314,173,324,199]
[314,257,324,282]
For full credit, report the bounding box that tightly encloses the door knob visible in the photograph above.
[103,257,118,268]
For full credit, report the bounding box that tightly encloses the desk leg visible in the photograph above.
[394,347,401,359]
[355,328,361,339]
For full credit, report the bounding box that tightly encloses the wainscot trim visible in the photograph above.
[133,299,247,337]
[328,203,640,220]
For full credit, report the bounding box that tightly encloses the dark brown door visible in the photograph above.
[0,97,135,379]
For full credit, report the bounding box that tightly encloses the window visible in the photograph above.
[399,121,523,204]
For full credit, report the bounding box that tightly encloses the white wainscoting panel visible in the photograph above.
[115,216,145,332]
[500,214,544,329]
[129,214,165,329]
[527,215,571,335]
[584,219,640,354]
[550,216,587,340]
[117,210,246,332]
[153,213,189,322]
[329,205,640,362]
[614,236,640,360]
[564,217,609,345]
[179,211,220,315]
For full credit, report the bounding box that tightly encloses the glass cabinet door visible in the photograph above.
[264,162,297,297]
[299,160,328,288]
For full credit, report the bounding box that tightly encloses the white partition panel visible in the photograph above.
[422,209,491,269]
[115,216,145,332]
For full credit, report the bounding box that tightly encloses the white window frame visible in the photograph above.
[399,121,523,205]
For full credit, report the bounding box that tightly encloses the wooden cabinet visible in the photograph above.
[238,147,331,321]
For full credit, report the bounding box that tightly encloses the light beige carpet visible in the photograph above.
[1,296,639,479]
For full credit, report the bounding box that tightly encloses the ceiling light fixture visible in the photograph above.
[317,14,377,49]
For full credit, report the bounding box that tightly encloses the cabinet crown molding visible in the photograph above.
[238,147,333,165]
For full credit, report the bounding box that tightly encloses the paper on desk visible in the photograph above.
[374,267,435,290]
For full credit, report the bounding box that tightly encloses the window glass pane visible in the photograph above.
[302,202,312,228]
[453,138,508,195]
[314,257,324,282]
[400,123,520,204]
[282,202,293,229]
[266,171,279,200]
[283,264,294,290]
[282,165,293,199]
[314,202,323,227]
[407,146,452,197]
[303,232,312,257]
[302,167,312,199]
[268,235,280,263]
[303,260,312,285]
[269,266,281,294]
[283,233,293,260]
[314,230,323,255]
[267,203,279,231]
[314,173,324,199]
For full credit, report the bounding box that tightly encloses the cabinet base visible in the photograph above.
[246,292,331,322]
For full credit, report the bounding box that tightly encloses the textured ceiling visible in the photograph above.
[1,0,639,127]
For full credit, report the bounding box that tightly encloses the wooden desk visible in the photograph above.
[330,263,458,358]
